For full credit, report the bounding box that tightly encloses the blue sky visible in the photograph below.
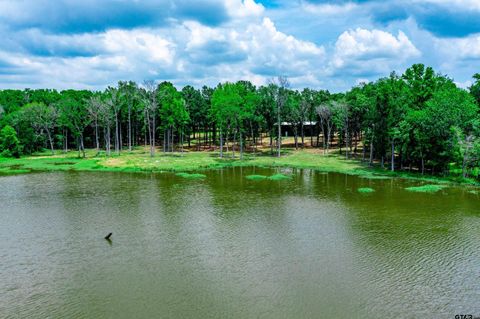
[0,0,479,91]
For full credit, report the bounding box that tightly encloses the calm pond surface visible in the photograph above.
[1,168,479,318]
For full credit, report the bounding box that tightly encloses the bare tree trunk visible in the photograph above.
[128,104,132,151]
[103,127,107,156]
[95,119,99,153]
[115,112,120,154]
[345,131,349,159]
[400,151,403,170]
[362,140,366,161]
[77,136,81,158]
[369,130,374,166]
[462,143,469,178]
[180,128,184,155]
[151,112,155,157]
[196,128,200,151]
[310,124,313,147]
[107,126,111,156]
[294,127,298,150]
[391,140,395,172]
[239,128,243,160]
[133,115,136,147]
[354,131,358,155]
[119,119,122,151]
[345,118,349,159]
[46,128,54,155]
[277,113,281,158]
[270,131,273,154]
[225,129,229,156]
[301,123,304,148]
[327,125,332,154]
[250,121,256,156]
[144,113,147,150]
[64,128,68,153]
[219,130,223,158]
[80,134,85,158]
[233,129,236,158]
[204,126,207,150]
[104,126,111,156]
[163,129,166,153]
[146,110,152,155]
[321,125,326,154]
[340,135,342,155]
[168,128,171,153]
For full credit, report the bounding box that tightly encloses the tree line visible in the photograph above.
[1,64,479,178]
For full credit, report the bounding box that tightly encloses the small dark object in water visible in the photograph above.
[105,233,112,240]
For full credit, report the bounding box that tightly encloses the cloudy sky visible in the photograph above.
[0,0,478,91]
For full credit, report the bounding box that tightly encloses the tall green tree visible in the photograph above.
[470,73,480,106]
[158,82,189,153]
[141,80,159,157]
[86,95,103,153]
[21,102,58,154]
[257,84,277,153]
[404,83,477,174]
[211,83,240,158]
[181,85,204,147]
[57,97,90,158]
[118,81,139,152]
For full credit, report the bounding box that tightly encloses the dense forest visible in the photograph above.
[1,64,479,178]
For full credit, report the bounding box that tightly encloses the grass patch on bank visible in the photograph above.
[358,187,375,193]
[405,184,447,193]
[175,172,207,179]
[0,148,478,187]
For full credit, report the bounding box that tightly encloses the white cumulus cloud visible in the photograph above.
[330,28,420,77]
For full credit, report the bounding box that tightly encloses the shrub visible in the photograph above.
[0,125,22,158]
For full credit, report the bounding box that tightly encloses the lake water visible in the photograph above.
[1,168,479,318]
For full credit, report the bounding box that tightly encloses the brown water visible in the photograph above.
[0,168,479,318]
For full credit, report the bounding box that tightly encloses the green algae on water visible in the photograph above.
[360,175,390,180]
[175,172,206,179]
[246,175,268,180]
[358,187,375,193]
[268,173,292,181]
[246,173,291,181]
[405,184,447,193]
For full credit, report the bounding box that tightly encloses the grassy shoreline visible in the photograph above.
[0,148,478,187]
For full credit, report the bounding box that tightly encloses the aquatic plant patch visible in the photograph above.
[358,187,375,193]
[175,172,207,179]
[405,184,447,193]
[246,173,291,181]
